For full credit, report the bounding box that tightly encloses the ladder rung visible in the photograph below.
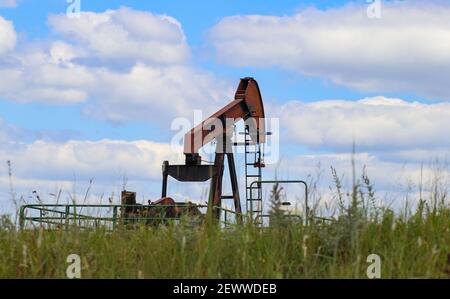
[243,131,264,207]
[239,132,272,136]
[233,142,250,146]
[221,195,234,199]
[247,164,266,168]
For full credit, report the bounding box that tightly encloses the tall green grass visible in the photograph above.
[0,161,449,278]
[0,202,448,278]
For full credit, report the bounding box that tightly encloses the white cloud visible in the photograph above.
[276,96,450,151]
[47,7,189,66]
[0,16,16,55]
[82,64,231,122]
[1,5,448,214]
[210,1,450,99]
[277,152,438,189]
[0,116,447,214]
[0,115,181,182]
[268,150,450,214]
[0,41,94,104]
[1,139,183,182]
[0,8,230,121]
[0,115,214,214]
[0,118,207,213]
[0,0,17,8]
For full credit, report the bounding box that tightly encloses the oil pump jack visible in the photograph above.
[161,77,266,221]
[18,77,309,228]
[121,77,267,224]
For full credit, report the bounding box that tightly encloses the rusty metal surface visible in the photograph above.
[160,78,264,222]
[164,162,216,182]
[121,193,204,226]
[184,77,266,155]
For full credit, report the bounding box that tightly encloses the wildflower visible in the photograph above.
[138,270,144,279]
[417,237,422,247]
[302,235,309,258]
[21,244,28,268]
[181,236,186,251]
[36,227,44,248]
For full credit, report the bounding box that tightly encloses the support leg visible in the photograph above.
[208,153,225,220]
[227,153,242,223]
[162,161,169,198]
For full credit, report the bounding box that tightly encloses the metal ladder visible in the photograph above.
[241,126,264,225]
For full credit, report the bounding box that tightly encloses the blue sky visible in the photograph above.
[1,0,450,213]
[0,0,381,143]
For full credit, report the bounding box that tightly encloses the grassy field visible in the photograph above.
[1,163,449,279]
[0,202,448,278]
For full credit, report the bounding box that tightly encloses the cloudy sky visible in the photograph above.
[1,0,449,214]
